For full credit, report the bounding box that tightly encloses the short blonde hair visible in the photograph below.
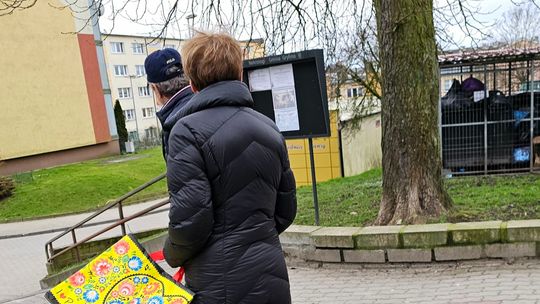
[181,32,243,91]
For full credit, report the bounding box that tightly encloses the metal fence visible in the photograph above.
[439,56,540,175]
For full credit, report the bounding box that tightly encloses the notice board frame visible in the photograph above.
[242,49,331,139]
[243,49,330,225]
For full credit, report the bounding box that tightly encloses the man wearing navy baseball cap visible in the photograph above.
[145,48,194,159]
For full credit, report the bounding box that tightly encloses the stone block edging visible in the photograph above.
[280,220,540,264]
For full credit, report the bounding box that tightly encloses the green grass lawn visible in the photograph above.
[295,168,540,226]
[0,148,167,222]
[1,147,539,225]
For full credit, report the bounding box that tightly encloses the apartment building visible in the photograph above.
[102,34,265,143]
[102,34,171,143]
[0,1,118,175]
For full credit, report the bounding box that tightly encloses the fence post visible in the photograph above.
[530,60,535,172]
[308,137,320,226]
[438,72,443,162]
[483,64,488,174]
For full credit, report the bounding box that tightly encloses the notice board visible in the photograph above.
[243,49,330,139]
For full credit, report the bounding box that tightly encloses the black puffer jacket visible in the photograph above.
[163,80,297,304]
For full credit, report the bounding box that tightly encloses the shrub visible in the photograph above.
[0,175,14,201]
[114,100,128,141]
[114,100,129,153]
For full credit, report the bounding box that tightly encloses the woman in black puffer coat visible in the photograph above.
[162,32,297,304]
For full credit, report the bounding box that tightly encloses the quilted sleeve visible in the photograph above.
[274,138,297,234]
[163,122,214,267]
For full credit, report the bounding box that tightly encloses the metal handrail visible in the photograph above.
[47,198,170,264]
[45,172,167,263]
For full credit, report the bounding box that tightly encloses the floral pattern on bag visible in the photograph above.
[46,235,193,304]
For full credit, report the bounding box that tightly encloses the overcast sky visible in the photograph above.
[98,0,522,51]
[440,0,515,46]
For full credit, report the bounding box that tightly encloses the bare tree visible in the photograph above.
[374,0,452,224]
[4,0,529,225]
[0,0,36,16]
[482,3,540,90]
[495,2,540,48]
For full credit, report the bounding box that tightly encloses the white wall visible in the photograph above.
[341,113,382,176]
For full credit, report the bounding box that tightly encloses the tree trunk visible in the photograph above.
[374,0,452,225]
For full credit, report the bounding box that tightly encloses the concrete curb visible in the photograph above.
[40,219,540,289]
[280,219,540,264]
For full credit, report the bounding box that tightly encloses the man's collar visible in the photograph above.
[162,85,191,108]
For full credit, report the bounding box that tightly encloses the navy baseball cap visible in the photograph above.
[144,48,184,83]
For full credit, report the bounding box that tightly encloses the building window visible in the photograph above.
[138,86,151,97]
[111,42,124,54]
[114,65,128,76]
[145,127,159,139]
[132,43,144,54]
[164,44,175,49]
[440,67,461,75]
[519,80,540,92]
[142,107,155,118]
[135,65,146,76]
[118,87,131,99]
[128,131,138,141]
[123,109,135,120]
[472,65,484,72]
[346,87,362,98]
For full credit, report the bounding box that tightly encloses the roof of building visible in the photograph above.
[101,33,182,41]
[438,47,540,66]
[101,32,264,44]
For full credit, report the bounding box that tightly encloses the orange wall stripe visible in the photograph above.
[77,33,111,143]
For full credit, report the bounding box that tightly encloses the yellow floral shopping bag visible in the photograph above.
[45,235,194,304]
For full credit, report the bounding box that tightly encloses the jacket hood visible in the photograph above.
[177,80,254,119]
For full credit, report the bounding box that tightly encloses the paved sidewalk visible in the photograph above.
[0,200,170,302]
[3,260,540,303]
[0,198,168,239]
[288,260,540,303]
[1,202,540,303]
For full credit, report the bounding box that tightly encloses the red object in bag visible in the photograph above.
[149,250,165,261]
[173,267,185,282]
[150,250,185,282]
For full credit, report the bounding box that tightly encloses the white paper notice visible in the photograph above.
[269,64,295,89]
[272,87,300,132]
[249,63,299,132]
[248,68,271,92]
[473,90,489,102]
